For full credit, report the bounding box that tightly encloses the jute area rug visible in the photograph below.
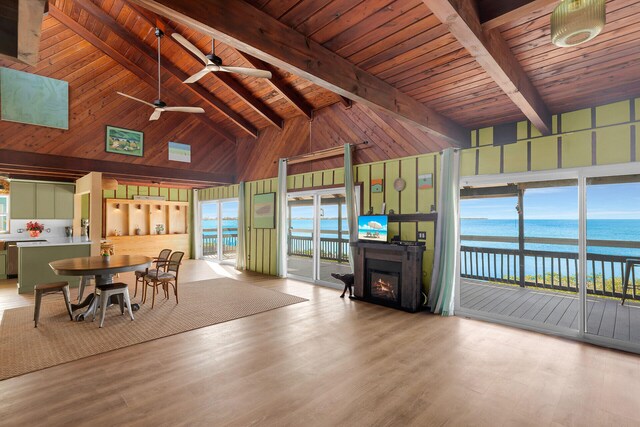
[0,278,306,380]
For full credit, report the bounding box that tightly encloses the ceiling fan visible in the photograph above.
[117,28,205,121]
[171,33,272,83]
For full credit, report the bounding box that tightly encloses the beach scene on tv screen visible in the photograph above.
[358,217,387,241]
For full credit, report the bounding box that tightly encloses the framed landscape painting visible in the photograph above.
[105,126,144,157]
[253,192,276,229]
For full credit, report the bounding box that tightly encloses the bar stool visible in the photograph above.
[34,281,73,328]
[92,282,134,328]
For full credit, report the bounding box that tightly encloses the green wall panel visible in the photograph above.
[596,100,630,127]
[530,136,557,171]
[477,146,500,175]
[460,149,476,176]
[503,142,527,173]
[596,125,631,165]
[562,131,592,169]
[561,108,591,132]
[478,127,493,146]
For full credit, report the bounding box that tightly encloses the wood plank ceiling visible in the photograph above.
[1,0,640,185]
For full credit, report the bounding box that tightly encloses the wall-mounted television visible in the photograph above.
[358,215,388,243]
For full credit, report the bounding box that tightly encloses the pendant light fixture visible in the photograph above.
[551,0,606,47]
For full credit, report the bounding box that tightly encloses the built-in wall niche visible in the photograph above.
[104,199,189,237]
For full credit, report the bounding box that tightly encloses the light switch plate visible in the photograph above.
[417,231,427,240]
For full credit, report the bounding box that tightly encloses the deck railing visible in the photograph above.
[461,235,640,301]
[202,227,238,259]
[287,229,349,263]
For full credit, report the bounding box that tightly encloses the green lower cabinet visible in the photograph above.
[0,252,6,279]
[18,244,90,294]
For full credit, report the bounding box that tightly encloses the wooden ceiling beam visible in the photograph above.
[125,4,284,129]
[0,0,47,66]
[426,0,552,135]
[481,0,558,31]
[0,148,234,185]
[127,0,469,147]
[66,0,258,139]
[47,4,238,143]
[233,51,314,120]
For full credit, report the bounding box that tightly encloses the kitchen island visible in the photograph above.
[17,238,92,294]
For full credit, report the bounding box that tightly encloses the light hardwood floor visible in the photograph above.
[1,260,639,426]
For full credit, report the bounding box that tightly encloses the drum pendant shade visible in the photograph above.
[551,0,606,47]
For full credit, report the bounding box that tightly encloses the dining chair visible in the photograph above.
[143,251,184,308]
[134,248,171,298]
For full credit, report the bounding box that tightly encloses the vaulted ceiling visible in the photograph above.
[1,0,639,185]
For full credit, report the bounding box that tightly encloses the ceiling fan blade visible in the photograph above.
[171,33,212,66]
[149,109,163,121]
[163,106,205,113]
[117,91,156,108]
[184,67,213,84]
[218,66,272,79]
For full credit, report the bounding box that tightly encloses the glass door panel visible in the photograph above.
[319,193,351,285]
[201,201,219,260]
[459,180,580,333]
[287,195,314,280]
[586,175,640,345]
[221,200,239,261]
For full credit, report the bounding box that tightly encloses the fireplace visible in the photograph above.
[366,258,403,308]
[352,242,425,312]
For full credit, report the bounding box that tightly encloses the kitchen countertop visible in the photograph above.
[17,237,92,248]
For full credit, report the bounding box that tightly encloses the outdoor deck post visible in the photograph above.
[518,189,525,287]
[338,200,343,262]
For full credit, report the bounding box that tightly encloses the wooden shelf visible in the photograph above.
[387,213,437,222]
[104,199,189,237]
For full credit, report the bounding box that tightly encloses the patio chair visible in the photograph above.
[143,251,184,308]
[134,248,171,298]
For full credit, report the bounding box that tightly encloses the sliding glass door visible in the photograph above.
[200,199,238,263]
[286,189,353,286]
[459,179,580,335]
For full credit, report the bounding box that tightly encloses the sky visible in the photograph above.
[461,183,640,220]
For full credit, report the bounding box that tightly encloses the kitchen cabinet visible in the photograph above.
[10,181,75,219]
[54,185,74,219]
[36,183,56,218]
[10,181,36,219]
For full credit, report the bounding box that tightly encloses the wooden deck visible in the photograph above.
[461,279,640,345]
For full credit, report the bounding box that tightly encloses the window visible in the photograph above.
[0,195,8,233]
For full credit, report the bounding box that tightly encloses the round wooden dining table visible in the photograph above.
[50,255,153,321]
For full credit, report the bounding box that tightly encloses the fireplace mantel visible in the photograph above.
[351,242,426,312]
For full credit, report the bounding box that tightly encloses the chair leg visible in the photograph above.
[99,293,108,328]
[124,290,134,321]
[62,285,73,321]
[34,290,42,328]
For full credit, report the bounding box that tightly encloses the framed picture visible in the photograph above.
[105,126,144,157]
[0,68,69,130]
[253,192,276,229]
[168,141,191,163]
[418,173,433,189]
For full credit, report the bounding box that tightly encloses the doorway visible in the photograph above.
[200,198,239,263]
[286,188,353,287]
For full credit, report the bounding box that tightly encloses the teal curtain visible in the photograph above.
[236,182,246,270]
[344,144,358,270]
[276,159,288,277]
[429,148,460,316]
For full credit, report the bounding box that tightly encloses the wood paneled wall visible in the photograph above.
[236,102,448,182]
[0,16,236,179]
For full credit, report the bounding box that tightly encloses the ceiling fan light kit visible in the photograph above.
[551,0,606,47]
